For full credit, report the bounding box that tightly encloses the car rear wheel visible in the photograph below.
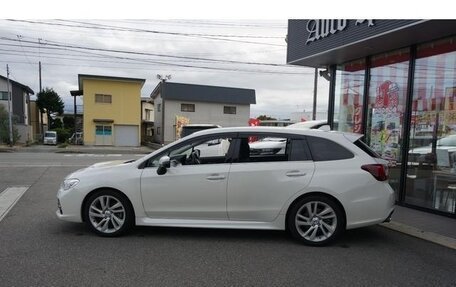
[83,190,134,237]
[288,195,345,246]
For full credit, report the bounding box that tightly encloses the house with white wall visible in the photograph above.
[151,82,256,144]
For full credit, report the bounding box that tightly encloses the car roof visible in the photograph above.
[286,120,328,129]
[189,126,362,141]
[183,124,221,128]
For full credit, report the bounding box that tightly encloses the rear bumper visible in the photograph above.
[383,209,395,223]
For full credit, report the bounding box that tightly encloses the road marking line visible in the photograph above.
[0,165,88,167]
[0,186,30,222]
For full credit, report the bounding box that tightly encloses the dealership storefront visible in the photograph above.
[287,20,456,217]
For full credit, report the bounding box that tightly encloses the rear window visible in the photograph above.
[306,136,354,161]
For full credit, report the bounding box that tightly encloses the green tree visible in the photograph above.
[36,88,64,129]
[63,116,75,130]
[51,118,63,129]
[257,115,277,121]
[0,105,20,145]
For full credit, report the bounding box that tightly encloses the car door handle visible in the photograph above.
[286,170,307,177]
[206,174,226,181]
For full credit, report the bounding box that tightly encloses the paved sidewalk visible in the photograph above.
[381,205,456,250]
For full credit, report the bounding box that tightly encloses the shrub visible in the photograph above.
[54,128,71,144]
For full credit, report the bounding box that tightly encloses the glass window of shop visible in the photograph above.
[334,59,366,133]
[406,37,456,214]
[366,48,410,198]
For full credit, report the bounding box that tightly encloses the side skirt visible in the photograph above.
[136,215,286,230]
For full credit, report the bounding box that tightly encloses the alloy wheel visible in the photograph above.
[88,195,126,234]
[295,201,337,243]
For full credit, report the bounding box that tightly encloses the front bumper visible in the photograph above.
[56,186,83,223]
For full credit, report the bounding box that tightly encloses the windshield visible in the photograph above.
[45,132,56,138]
[181,126,217,137]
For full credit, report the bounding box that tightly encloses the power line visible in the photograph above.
[0,37,298,68]
[56,19,285,39]
[6,19,286,47]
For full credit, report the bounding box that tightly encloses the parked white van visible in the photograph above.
[44,131,57,145]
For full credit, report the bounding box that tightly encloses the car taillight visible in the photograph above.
[361,164,388,181]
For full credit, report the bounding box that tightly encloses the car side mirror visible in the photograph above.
[157,156,170,175]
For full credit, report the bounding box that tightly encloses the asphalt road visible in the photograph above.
[0,153,455,286]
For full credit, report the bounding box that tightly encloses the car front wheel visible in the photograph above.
[83,190,134,237]
[288,195,345,246]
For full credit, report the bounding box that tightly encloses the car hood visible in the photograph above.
[89,160,133,169]
[68,160,135,179]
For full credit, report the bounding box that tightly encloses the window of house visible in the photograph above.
[157,104,161,112]
[95,94,112,103]
[157,127,161,135]
[224,106,236,114]
[181,103,195,112]
[0,91,8,100]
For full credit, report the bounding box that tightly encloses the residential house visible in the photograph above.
[151,82,256,144]
[141,97,154,143]
[29,100,48,141]
[73,74,145,146]
[0,75,35,143]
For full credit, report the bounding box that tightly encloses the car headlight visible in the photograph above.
[61,178,80,190]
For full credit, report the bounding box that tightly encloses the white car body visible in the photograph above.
[43,131,57,145]
[57,127,394,244]
[409,135,456,165]
[286,120,331,130]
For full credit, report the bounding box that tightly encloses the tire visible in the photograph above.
[83,190,134,237]
[287,195,345,246]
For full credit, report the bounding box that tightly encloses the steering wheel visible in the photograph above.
[188,149,201,165]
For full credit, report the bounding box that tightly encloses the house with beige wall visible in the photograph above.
[74,74,145,146]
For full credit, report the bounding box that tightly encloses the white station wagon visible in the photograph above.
[57,127,395,246]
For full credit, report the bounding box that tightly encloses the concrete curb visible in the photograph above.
[380,221,456,250]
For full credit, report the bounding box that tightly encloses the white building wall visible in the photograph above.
[0,78,11,92]
[162,100,250,143]
[153,94,163,143]
[142,101,154,121]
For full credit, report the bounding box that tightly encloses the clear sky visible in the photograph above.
[0,1,440,120]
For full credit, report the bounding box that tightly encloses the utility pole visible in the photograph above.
[39,61,44,140]
[312,68,318,120]
[6,65,13,146]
